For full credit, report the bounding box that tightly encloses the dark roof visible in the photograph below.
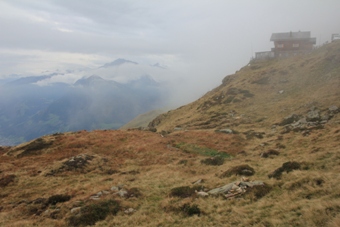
[270,31,316,44]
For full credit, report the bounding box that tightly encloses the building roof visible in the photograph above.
[270,31,316,44]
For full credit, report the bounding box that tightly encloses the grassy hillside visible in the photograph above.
[149,41,340,133]
[0,41,340,227]
[119,109,167,130]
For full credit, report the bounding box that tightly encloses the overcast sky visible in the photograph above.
[1,0,340,97]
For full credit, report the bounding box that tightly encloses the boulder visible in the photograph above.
[306,109,320,122]
[279,114,300,126]
[218,129,233,134]
[208,182,235,195]
[329,105,339,113]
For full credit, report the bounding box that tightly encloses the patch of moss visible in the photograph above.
[175,143,230,158]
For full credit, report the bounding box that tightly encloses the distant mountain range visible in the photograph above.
[0,59,170,145]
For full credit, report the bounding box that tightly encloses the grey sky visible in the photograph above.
[1,0,340,100]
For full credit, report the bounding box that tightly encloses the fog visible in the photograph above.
[1,0,340,105]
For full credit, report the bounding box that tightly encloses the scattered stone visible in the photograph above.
[42,209,50,217]
[71,207,81,214]
[329,105,339,113]
[192,179,204,185]
[46,154,94,176]
[124,208,135,214]
[110,186,120,191]
[102,190,110,195]
[62,154,94,171]
[243,130,265,139]
[278,107,337,134]
[241,177,250,182]
[89,196,100,201]
[195,191,209,197]
[217,128,233,134]
[279,114,301,126]
[117,190,128,197]
[306,109,320,122]
[208,180,267,200]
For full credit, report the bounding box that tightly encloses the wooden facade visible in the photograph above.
[270,31,316,57]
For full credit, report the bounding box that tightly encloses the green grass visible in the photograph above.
[174,142,231,158]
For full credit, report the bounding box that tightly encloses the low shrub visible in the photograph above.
[47,194,71,205]
[201,156,225,166]
[17,138,53,158]
[170,185,203,198]
[0,174,16,187]
[67,200,120,227]
[220,164,255,178]
[261,149,280,158]
[268,161,301,179]
[244,184,272,201]
[180,203,201,216]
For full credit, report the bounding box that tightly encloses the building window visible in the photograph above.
[277,44,284,48]
[293,43,299,48]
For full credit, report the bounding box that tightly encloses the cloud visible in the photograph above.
[1,0,340,104]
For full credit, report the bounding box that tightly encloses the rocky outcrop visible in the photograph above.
[278,106,339,135]
[208,180,269,199]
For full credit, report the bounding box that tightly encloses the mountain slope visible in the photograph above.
[149,41,340,133]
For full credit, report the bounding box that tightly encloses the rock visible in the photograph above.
[195,191,209,197]
[306,109,320,122]
[279,114,300,126]
[192,179,204,185]
[218,129,233,134]
[71,207,81,214]
[89,196,100,200]
[42,209,50,217]
[241,177,249,182]
[102,190,110,195]
[278,90,284,94]
[117,190,128,197]
[208,182,235,195]
[124,208,135,214]
[110,186,119,191]
[329,105,339,113]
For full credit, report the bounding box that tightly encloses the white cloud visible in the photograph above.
[1,0,340,103]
